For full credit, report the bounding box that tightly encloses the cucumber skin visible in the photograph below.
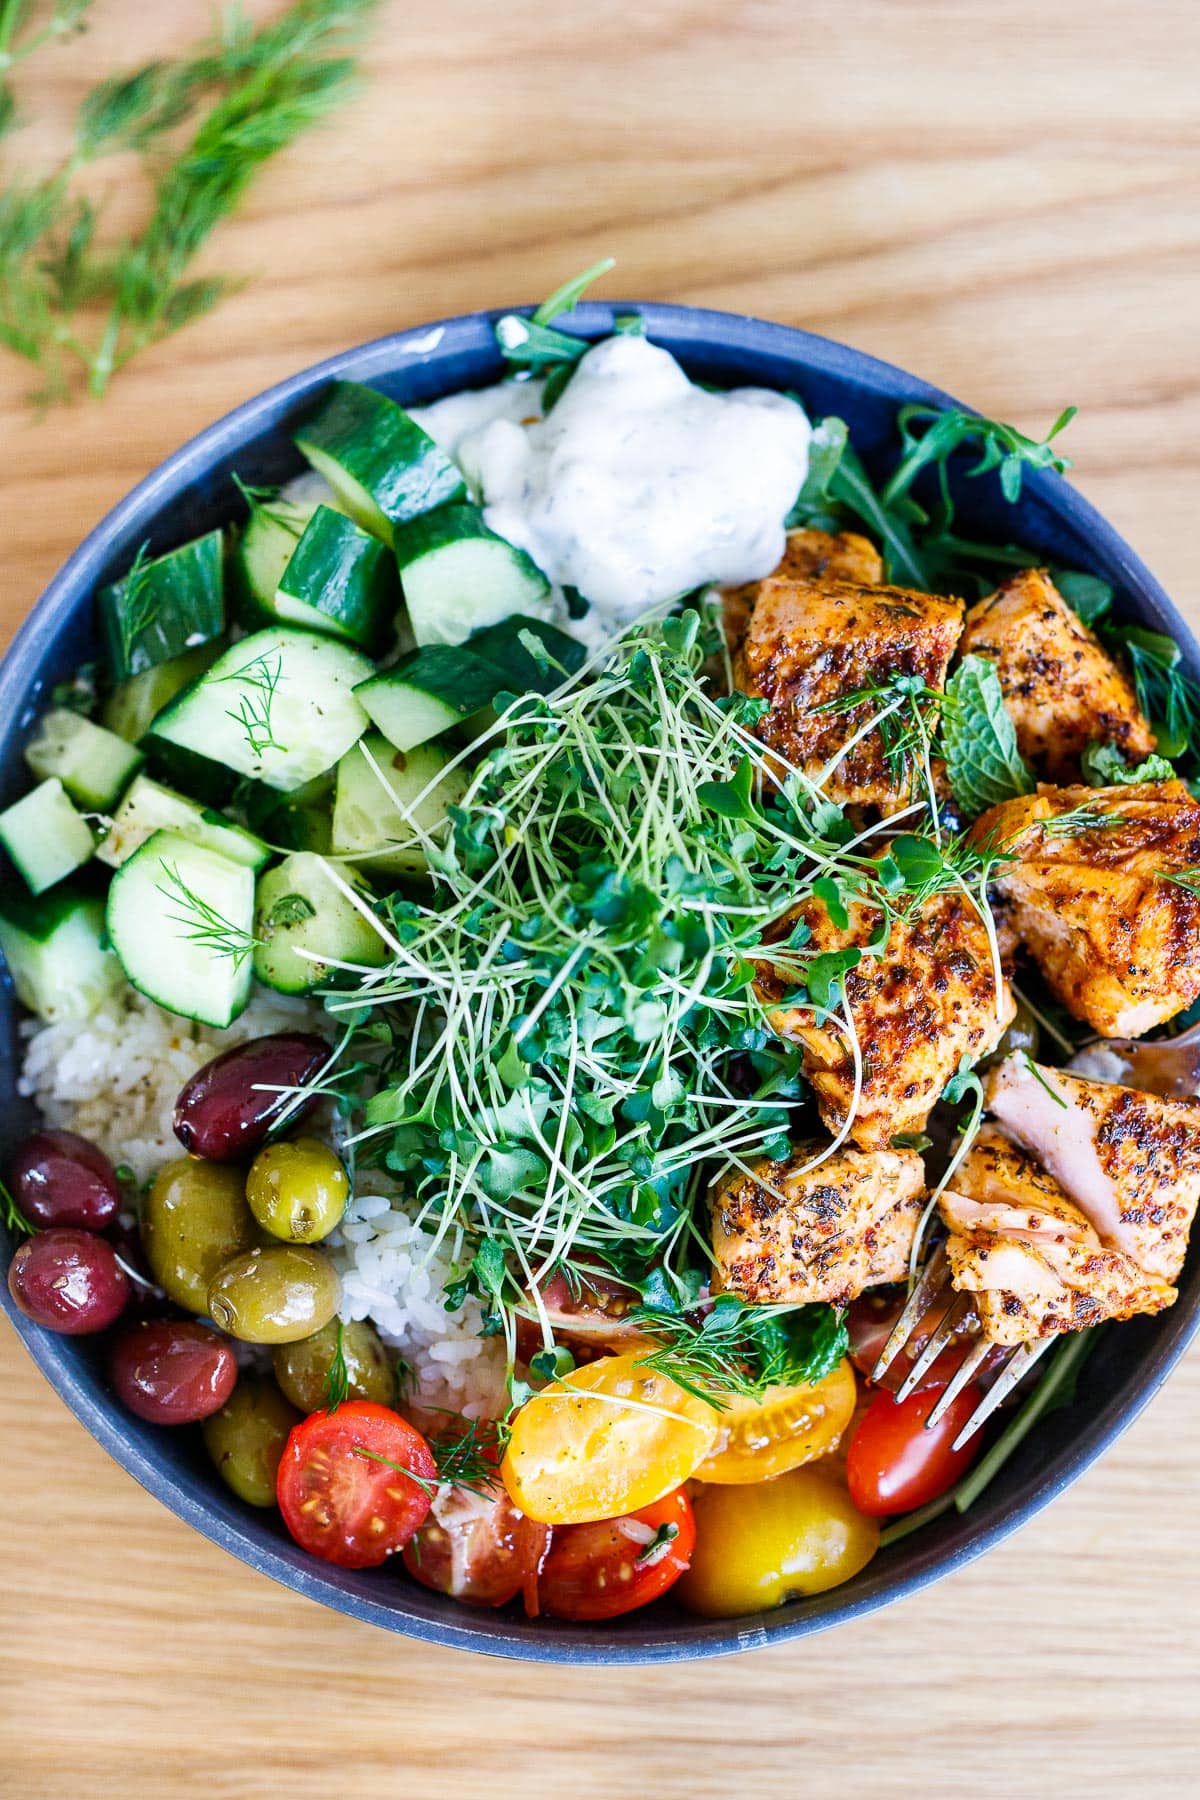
[106,829,254,1028]
[390,503,542,583]
[102,642,225,745]
[228,500,312,625]
[294,382,465,540]
[0,779,95,895]
[276,506,400,654]
[467,614,587,694]
[0,889,120,1023]
[253,853,389,993]
[148,627,372,794]
[98,531,225,681]
[355,645,503,750]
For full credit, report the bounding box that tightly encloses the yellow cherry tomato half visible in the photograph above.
[694,1359,859,1485]
[676,1469,880,1616]
[500,1351,720,1526]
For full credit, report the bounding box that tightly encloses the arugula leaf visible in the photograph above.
[941,655,1034,817]
[532,257,615,327]
[884,404,1075,510]
[1081,741,1175,787]
[1053,568,1113,626]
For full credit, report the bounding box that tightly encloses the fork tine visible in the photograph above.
[924,1336,992,1428]
[872,1243,949,1382]
[894,1292,970,1403]
[950,1337,1053,1451]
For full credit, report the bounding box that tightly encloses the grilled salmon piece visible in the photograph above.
[734,575,963,808]
[960,569,1155,781]
[975,780,1200,1037]
[710,1142,925,1306]
[985,1054,1200,1283]
[722,528,883,658]
[760,881,1015,1151]
[939,1126,1175,1345]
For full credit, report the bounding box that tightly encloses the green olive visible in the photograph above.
[273,1317,395,1412]
[245,1136,349,1244]
[982,995,1041,1069]
[140,1157,258,1313]
[207,1243,341,1344]
[202,1379,301,1507]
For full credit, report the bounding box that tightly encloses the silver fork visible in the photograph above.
[872,1022,1200,1450]
[870,1241,1053,1451]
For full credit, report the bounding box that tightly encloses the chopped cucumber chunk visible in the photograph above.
[273,505,399,651]
[294,381,465,543]
[98,531,225,681]
[355,645,504,751]
[106,829,255,1027]
[24,709,143,810]
[393,504,550,647]
[467,614,587,693]
[253,852,390,993]
[231,497,313,623]
[0,779,95,894]
[0,889,120,1023]
[148,627,372,793]
[97,773,269,870]
[238,773,333,855]
[101,641,224,745]
[332,733,468,879]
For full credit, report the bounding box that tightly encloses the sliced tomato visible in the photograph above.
[845,1380,983,1517]
[694,1360,858,1485]
[500,1351,719,1525]
[515,1265,645,1362]
[277,1400,436,1569]
[403,1485,550,1611]
[539,1490,695,1621]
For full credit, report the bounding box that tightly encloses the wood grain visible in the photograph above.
[2,2,1200,1794]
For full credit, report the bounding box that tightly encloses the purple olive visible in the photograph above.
[8,1228,129,1334]
[109,1320,238,1424]
[8,1128,122,1231]
[173,1033,330,1162]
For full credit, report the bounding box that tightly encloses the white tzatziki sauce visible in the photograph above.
[410,336,811,648]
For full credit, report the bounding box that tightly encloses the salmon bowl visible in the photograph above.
[1,300,1199,1663]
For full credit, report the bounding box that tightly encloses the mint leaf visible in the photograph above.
[942,655,1034,817]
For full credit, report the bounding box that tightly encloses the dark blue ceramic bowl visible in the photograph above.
[2,304,1197,1663]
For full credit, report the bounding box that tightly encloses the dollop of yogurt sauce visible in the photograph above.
[410,335,811,648]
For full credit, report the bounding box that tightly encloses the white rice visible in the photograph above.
[19,982,503,1416]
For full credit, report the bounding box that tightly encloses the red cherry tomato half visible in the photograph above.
[538,1489,696,1622]
[276,1400,436,1569]
[403,1484,549,1611]
[846,1381,984,1518]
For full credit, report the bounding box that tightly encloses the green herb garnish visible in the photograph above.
[1,0,379,406]
[156,860,262,968]
[1081,741,1176,787]
[629,1294,849,1408]
[1,1176,34,1237]
[941,655,1034,818]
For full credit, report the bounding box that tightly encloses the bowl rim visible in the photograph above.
[3,300,1199,1664]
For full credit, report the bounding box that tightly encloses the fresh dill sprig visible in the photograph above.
[352,1413,510,1499]
[113,541,158,674]
[218,651,286,759]
[156,861,262,968]
[0,1,93,142]
[629,1295,849,1408]
[0,0,380,405]
[1,1174,34,1237]
[1158,866,1200,900]
[1098,623,1200,764]
[1039,806,1128,840]
[322,1320,350,1411]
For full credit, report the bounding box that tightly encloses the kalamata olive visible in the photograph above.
[207,1244,341,1344]
[8,1228,129,1334]
[273,1317,394,1412]
[7,1129,122,1231]
[140,1158,258,1313]
[203,1378,302,1506]
[173,1033,330,1162]
[110,1319,237,1424]
[246,1137,349,1244]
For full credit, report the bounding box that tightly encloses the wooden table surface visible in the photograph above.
[3,3,1200,1794]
